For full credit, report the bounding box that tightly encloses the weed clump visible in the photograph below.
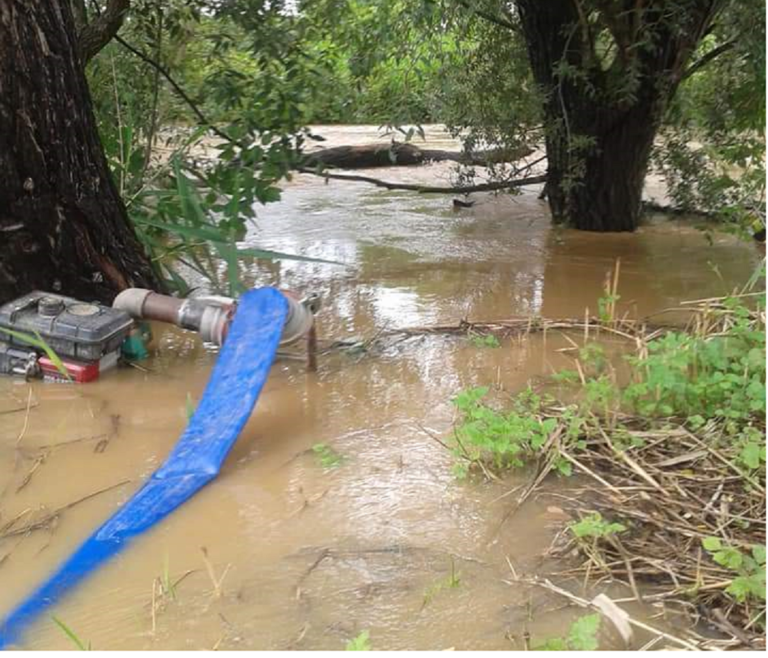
[450,386,563,479]
[446,290,766,649]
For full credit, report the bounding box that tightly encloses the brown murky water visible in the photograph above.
[0,126,761,650]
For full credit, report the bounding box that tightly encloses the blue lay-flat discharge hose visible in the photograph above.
[0,287,289,649]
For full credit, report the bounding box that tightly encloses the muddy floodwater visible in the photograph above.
[0,126,762,649]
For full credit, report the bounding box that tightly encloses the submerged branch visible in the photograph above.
[298,168,547,194]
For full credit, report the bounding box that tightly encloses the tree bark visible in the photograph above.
[77,0,131,65]
[543,91,663,233]
[515,0,721,232]
[0,0,162,305]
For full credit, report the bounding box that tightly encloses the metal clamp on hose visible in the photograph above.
[280,291,321,346]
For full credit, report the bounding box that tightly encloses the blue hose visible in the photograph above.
[0,287,289,649]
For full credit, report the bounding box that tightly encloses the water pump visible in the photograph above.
[0,288,319,382]
[0,291,133,382]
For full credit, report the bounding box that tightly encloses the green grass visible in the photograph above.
[51,617,90,650]
[422,559,461,608]
[0,327,71,380]
[312,443,344,468]
[345,630,371,650]
[469,334,501,348]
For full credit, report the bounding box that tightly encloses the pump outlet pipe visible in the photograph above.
[0,287,290,649]
[113,288,319,347]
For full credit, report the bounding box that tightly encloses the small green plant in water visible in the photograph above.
[579,343,608,374]
[312,443,344,468]
[702,538,766,604]
[534,613,601,650]
[597,292,621,323]
[450,386,564,478]
[422,559,461,607]
[570,512,626,539]
[470,334,501,348]
[52,617,90,650]
[345,630,371,650]
[185,393,196,421]
[161,554,177,601]
[569,514,627,575]
[623,300,766,424]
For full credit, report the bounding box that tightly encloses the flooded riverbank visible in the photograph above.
[0,126,761,649]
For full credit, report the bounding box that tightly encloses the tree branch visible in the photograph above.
[571,0,597,63]
[79,0,131,64]
[680,39,737,81]
[298,168,547,194]
[113,34,237,145]
[71,0,89,33]
[454,0,519,32]
[594,1,632,64]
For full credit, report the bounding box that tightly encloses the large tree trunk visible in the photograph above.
[516,0,717,232]
[543,90,664,233]
[0,0,161,305]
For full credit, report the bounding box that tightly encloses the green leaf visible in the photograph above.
[557,459,573,477]
[135,217,226,243]
[173,159,208,227]
[312,443,344,468]
[567,613,601,651]
[702,536,722,552]
[712,547,744,570]
[533,638,568,651]
[52,617,89,651]
[345,631,371,651]
[185,393,196,420]
[571,513,625,539]
[237,247,343,265]
[739,440,764,469]
[0,327,71,381]
[726,575,765,603]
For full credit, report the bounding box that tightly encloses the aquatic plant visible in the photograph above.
[51,617,90,651]
[422,559,461,608]
[449,386,565,479]
[469,334,501,349]
[312,443,344,468]
[345,630,371,651]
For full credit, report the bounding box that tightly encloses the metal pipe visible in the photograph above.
[113,288,315,346]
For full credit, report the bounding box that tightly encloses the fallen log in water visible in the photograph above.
[303,142,534,169]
